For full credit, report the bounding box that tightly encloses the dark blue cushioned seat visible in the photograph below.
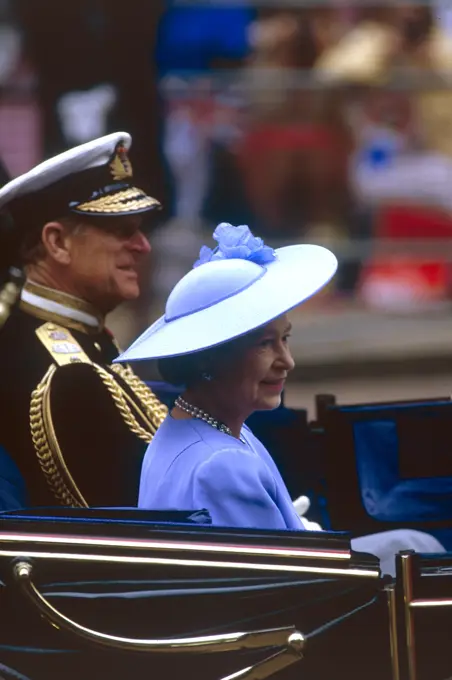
[320,397,452,548]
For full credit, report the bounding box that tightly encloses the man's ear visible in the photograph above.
[41,221,72,265]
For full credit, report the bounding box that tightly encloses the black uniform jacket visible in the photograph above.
[0,281,166,508]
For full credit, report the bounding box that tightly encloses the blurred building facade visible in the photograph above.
[2,1,452,347]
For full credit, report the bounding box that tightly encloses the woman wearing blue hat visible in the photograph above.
[117,223,445,575]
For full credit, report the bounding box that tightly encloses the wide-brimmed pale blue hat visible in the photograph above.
[116,223,338,363]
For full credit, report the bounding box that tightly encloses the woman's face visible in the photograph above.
[210,314,295,419]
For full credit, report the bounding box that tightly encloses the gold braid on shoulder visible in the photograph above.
[110,363,168,434]
[30,359,168,506]
[92,363,167,443]
[30,366,88,507]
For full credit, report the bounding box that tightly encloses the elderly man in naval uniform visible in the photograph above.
[0,132,168,509]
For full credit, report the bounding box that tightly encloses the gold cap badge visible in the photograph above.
[109,142,133,181]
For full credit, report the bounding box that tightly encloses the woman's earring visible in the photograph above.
[202,372,213,382]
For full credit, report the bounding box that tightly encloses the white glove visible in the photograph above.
[293,495,323,531]
[293,495,310,516]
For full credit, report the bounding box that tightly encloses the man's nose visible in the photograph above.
[128,230,151,254]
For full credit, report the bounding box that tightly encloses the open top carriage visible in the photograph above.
[0,505,449,680]
[0,390,451,680]
[0,507,384,680]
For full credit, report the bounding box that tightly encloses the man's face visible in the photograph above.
[65,215,151,313]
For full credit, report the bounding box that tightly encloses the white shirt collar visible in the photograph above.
[20,280,104,333]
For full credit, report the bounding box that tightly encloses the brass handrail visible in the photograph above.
[220,642,304,680]
[13,560,305,658]
[410,598,452,609]
[385,583,400,680]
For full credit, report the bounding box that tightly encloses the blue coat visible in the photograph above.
[139,416,304,531]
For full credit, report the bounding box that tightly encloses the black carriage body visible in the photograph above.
[0,509,388,680]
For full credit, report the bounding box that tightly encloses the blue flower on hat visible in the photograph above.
[194,223,276,268]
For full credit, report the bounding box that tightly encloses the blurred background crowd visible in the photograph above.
[2,0,452,411]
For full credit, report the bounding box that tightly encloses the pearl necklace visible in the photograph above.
[175,396,245,442]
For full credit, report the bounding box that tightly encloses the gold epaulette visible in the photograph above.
[35,322,93,366]
[31,322,168,506]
